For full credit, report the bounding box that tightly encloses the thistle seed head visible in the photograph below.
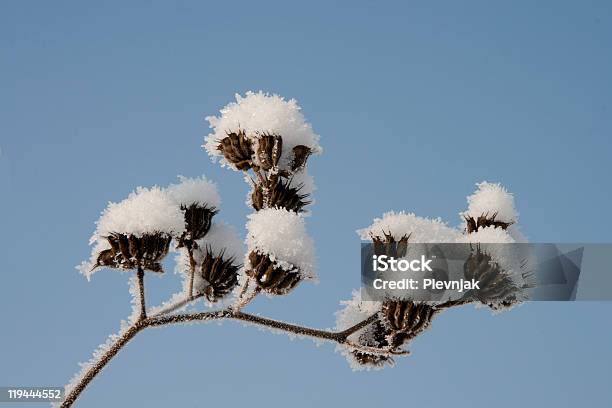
[247,250,302,296]
[465,212,512,234]
[463,248,523,310]
[199,248,241,303]
[381,300,435,347]
[217,129,254,171]
[177,203,218,248]
[250,175,310,212]
[95,232,172,273]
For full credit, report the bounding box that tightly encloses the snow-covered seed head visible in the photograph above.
[250,174,310,213]
[95,232,172,273]
[79,186,185,279]
[380,300,436,348]
[205,91,321,172]
[245,208,316,296]
[200,248,241,303]
[247,250,302,295]
[462,182,517,234]
[177,204,217,248]
[165,176,222,248]
[216,129,254,171]
[463,248,528,311]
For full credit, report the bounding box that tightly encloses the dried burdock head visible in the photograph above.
[465,212,512,234]
[177,203,218,248]
[199,248,241,303]
[250,175,310,212]
[372,232,409,258]
[95,232,172,273]
[255,133,282,171]
[247,250,302,296]
[350,320,395,369]
[381,300,436,348]
[463,248,522,309]
[290,145,312,171]
[217,129,254,171]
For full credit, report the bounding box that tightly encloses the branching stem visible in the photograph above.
[60,292,391,408]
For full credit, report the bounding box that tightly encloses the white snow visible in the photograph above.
[461,181,518,224]
[357,211,461,243]
[92,186,184,238]
[245,208,316,279]
[78,185,185,279]
[165,175,221,209]
[204,91,321,170]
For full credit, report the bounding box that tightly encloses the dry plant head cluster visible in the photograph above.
[61,91,532,407]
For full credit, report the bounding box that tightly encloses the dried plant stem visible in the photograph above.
[150,293,205,317]
[232,278,260,311]
[61,303,388,408]
[186,245,196,298]
[136,267,146,320]
[60,322,146,408]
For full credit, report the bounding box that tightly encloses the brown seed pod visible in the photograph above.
[290,145,312,171]
[95,232,172,273]
[216,129,254,170]
[177,203,218,248]
[465,212,512,234]
[256,134,282,171]
[372,232,409,258]
[381,300,436,348]
[350,320,395,369]
[250,175,310,212]
[199,248,240,303]
[463,248,522,309]
[246,250,302,296]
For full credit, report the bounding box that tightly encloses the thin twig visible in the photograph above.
[150,293,205,318]
[186,245,196,298]
[59,321,147,408]
[60,308,390,408]
[137,266,146,320]
[232,278,260,311]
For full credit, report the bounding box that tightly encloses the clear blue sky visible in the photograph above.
[2,1,611,407]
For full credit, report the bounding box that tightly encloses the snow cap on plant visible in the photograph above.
[166,175,220,248]
[245,207,316,295]
[175,222,244,303]
[78,186,184,280]
[457,227,534,311]
[204,91,321,172]
[461,182,517,233]
[358,211,461,244]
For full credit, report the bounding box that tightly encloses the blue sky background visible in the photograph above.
[2,1,612,407]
